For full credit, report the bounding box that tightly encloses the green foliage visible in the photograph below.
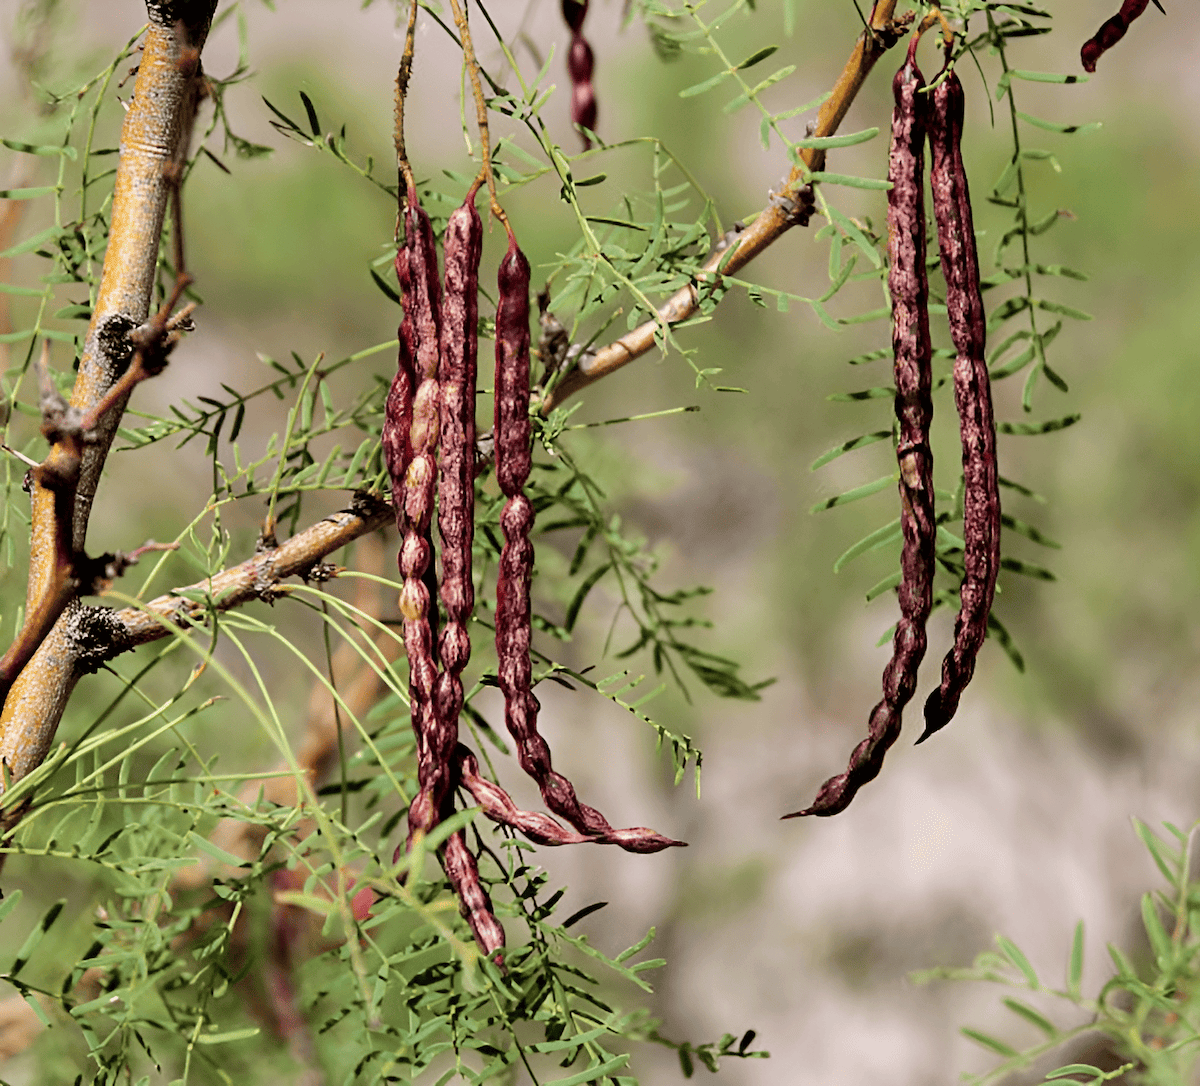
[914,821,1200,1085]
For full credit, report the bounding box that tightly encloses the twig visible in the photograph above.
[395,0,420,195]
[539,0,906,412]
[446,0,508,227]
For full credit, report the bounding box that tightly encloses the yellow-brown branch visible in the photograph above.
[1,2,216,799]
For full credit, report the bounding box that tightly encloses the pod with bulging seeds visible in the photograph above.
[786,38,935,819]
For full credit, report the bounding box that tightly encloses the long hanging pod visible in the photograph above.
[384,181,505,960]
[561,0,597,147]
[395,183,446,846]
[493,228,683,854]
[430,188,506,959]
[786,36,935,819]
[918,61,1000,744]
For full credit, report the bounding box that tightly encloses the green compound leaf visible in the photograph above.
[998,414,1080,436]
[833,518,901,573]
[811,474,893,513]
[806,170,891,191]
[1002,997,1058,1038]
[961,1027,1019,1059]
[1016,111,1102,135]
[996,934,1039,988]
[811,430,891,471]
[1067,920,1085,997]
[679,71,730,98]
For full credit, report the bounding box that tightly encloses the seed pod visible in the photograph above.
[382,246,415,520]
[441,827,505,962]
[456,744,678,852]
[1081,0,1162,72]
[918,66,1000,744]
[436,187,482,679]
[493,230,683,853]
[561,0,597,147]
[786,42,934,819]
[410,188,485,847]
[396,183,445,844]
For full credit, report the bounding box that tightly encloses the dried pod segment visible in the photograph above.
[456,744,592,847]
[561,0,597,148]
[494,230,683,853]
[396,183,446,844]
[442,827,505,962]
[382,245,416,517]
[918,67,1000,745]
[787,42,934,819]
[1081,0,1164,72]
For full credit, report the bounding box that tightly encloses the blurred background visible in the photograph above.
[1,0,1198,1082]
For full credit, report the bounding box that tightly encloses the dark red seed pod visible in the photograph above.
[395,183,446,847]
[410,190,485,847]
[562,0,587,34]
[455,745,678,852]
[572,86,597,136]
[436,188,483,670]
[494,235,532,501]
[1081,0,1161,72]
[918,67,1000,744]
[382,245,415,520]
[786,43,934,819]
[560,0,597,147]
[387,187,505,961]
[568,36,593,84]
[441,828,505,962]
[493,230,683,853]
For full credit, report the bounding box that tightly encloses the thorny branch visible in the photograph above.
[0,3,216,811]
[540,0,908,412]
[0,493,392,813]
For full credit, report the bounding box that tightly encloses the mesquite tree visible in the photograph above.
[0,0,1189,1083]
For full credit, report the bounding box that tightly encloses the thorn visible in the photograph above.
[0,443,39,469]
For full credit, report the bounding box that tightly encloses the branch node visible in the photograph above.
[769,181,815,227]
[712,220,746,254]
[80,539,180,595]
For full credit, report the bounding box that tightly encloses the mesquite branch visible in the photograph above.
[0,494,391,808]
[539,0,908,412]
[0,2,216,808]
